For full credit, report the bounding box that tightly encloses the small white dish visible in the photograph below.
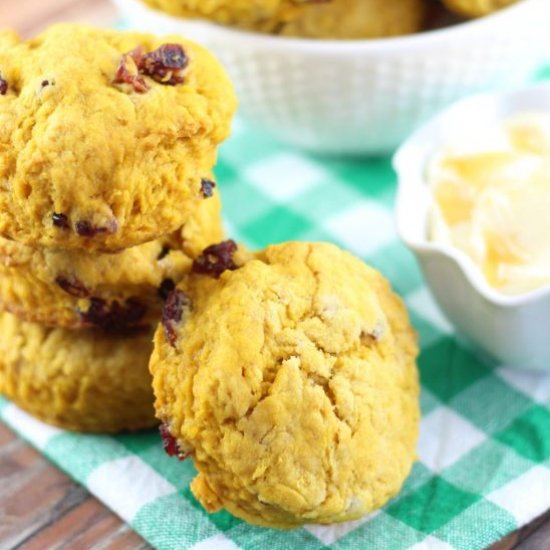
[394,84,550,371]
[113,0,549,155]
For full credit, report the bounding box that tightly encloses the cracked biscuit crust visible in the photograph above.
[0,24,235,251]
[0,311,156,432]
[441,0,517,17]
[150,241,420,528]
[141,0,427,39]
[0,191,223,329]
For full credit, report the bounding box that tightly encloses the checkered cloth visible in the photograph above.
[1,118,550,550]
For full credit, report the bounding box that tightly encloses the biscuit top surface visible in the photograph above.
[142,0,302,29]
[151,241,419,527]
[142,0,426,38]
[0,24,236,251]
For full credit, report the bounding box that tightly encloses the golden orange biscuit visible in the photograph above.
[0,24,235,251]
[151,241,420,528]
[0,191,223,329]
[141,0,427,39]
[0,311,156,433]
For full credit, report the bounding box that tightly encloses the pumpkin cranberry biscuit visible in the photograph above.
[141,0,427,39]
[0,311,156,432]
[0,190,223,330]
[280,0,427,39]
[0,24,235,251]
[441,0,517,17]
[151,241,420,528]
[140,0,309,31]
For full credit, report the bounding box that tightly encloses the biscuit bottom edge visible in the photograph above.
[0,310,157,433]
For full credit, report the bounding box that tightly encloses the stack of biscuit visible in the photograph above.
[0,24,236,432]
[0,21,423,532]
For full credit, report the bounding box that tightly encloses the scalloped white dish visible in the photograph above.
[394,84,550,371]
[113,0,549,154]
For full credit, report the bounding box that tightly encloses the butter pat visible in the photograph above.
[428,113,550,295]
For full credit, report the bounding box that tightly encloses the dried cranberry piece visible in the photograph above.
[200,178,216,199]
[192,240,238,279]
[159,423,190,460]
[75,219,117,238]
[0,77,8,95]
[80,297,147,331]
[159,423,179,457]
[158,278,176,300]
[52,213,69,229]
[142,44,188,85]
[75,221,99,237]
[162,289,191,347]
[114,44,187,92]
[157,246,171,260]
[127,45,146,65]
[55,276,89,298]
[114,46,149,93]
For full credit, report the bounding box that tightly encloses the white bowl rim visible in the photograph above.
[122,0,544,52]
[394,83,550,309]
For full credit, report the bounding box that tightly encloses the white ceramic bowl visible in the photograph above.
[113,0,549,155]
[394,84,550,371]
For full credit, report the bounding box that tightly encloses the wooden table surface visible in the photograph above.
[0,0,548,548]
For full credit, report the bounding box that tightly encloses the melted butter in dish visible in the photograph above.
[428,112,550,296]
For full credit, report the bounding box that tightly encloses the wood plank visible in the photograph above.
[490,509,550,550]
[517,518,550,550]
[0,423,149,549]
[0,458,88,547]
[18,498,140,550]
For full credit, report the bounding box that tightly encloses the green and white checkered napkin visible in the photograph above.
[1,115,550,550]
